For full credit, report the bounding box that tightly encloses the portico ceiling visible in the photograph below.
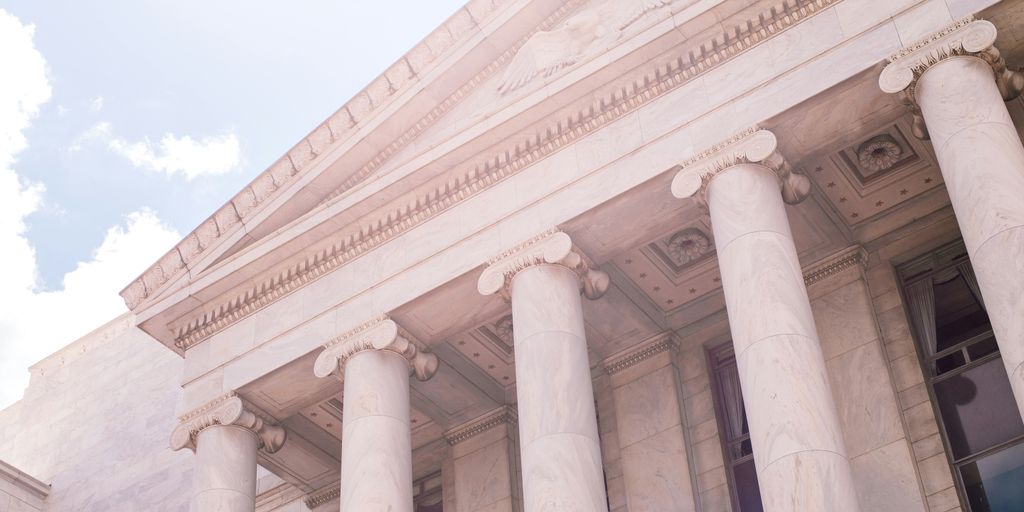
[124,0,1024,496]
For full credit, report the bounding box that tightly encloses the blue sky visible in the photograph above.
[0,1,465,408]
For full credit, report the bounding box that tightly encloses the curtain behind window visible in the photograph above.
[905,278,938,358]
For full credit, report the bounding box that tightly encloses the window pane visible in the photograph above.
[933,275,991,351]
[967,336,999,361]
[936,350,967,375]
[734,458,764,512]
[961,441,1024,512]
[933,358,1024,459]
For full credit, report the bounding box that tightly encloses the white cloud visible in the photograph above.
[108,130,241,180]
[0,10,181,409]
[89,95,103,111]
[70,121,242,180]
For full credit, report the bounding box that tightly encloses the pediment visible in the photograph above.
[123,0,819,353]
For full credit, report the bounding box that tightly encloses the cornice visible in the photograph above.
[879,17,1024,139]
[170,392,286,453]
[603,332,677,374]
[802,245,868,286]
[120,0,538,312]
[169,0,839,351]
[312,316,439,381]
[444,406,517,445]
[0,460,49,499]
[671,128,810,209]
[477,230,610,301]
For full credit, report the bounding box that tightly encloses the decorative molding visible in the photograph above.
[603,333,677,374]
[879,17,1024,140]
[305,486,341,509]
[802,245,868,285]
[169,392,286,453]
[313,316,439,381]
[444,406,517,445]
[477,230,610,301]
[120,0,548,311]
[671,128,811,208]
[0,459,49,500]
[498,0,681,94]
[168,0,839,350]
[856,135,902,173]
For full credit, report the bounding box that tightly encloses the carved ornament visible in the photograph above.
[879,18,1024,140]
[313,316,439,381]
[671,128,810,208]
[444,406,517,445]
[498,0,679,95]
[603,333,677,374]
[477,230,610,301]
[166,0,839,351]
[856,135,902,172]
[169,393,286,453]
[802,245,867,286]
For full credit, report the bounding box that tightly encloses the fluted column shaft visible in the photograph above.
[707,163,860,511]
[915,55,1024,418]
[190,425,259,512]
[510,263,608,512]
[340,349,415,512]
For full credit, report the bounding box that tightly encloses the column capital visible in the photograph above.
[170,392,286,453]
[313,316,439,381]
[879,18,1024,139]
[477,229,610,301]
[671,128,809,208]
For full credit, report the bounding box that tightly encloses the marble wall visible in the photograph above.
[808,255,926,512]
[863,214,966,512]
[447,415,519,512]
[0,314,194,512]
[606,340,699,512]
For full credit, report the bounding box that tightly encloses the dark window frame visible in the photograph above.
[897,240,1024,511]
[707,342,761,512]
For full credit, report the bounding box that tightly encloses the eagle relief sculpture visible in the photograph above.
[497,0,682,95]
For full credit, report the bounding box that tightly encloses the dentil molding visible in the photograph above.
[313,316,439,381]
[671,128,810,208]
[879,17,1024,140]
[603,332,677,375]
[166,0,839,351]
[444,406,518,446]
[477,230,610,301]
[169,392,286,453]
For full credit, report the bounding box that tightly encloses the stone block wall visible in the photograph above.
[863,214,965,512]
[0,314,193,512]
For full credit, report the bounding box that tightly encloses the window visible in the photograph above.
[708,344,763,512]
[413,471,443,512]
[899,241,1024,511]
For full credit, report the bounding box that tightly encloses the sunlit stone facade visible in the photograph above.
[4,1,1024,511]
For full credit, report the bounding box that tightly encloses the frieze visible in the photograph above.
[169,0,839,350]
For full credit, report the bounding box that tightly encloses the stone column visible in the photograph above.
[478,230,610,512]
[672,129,860,511]
[880,18,1024,419]
[171,393,287,512]
[314,317,439,512]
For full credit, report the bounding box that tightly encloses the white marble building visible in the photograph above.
[3,0,1024,511]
